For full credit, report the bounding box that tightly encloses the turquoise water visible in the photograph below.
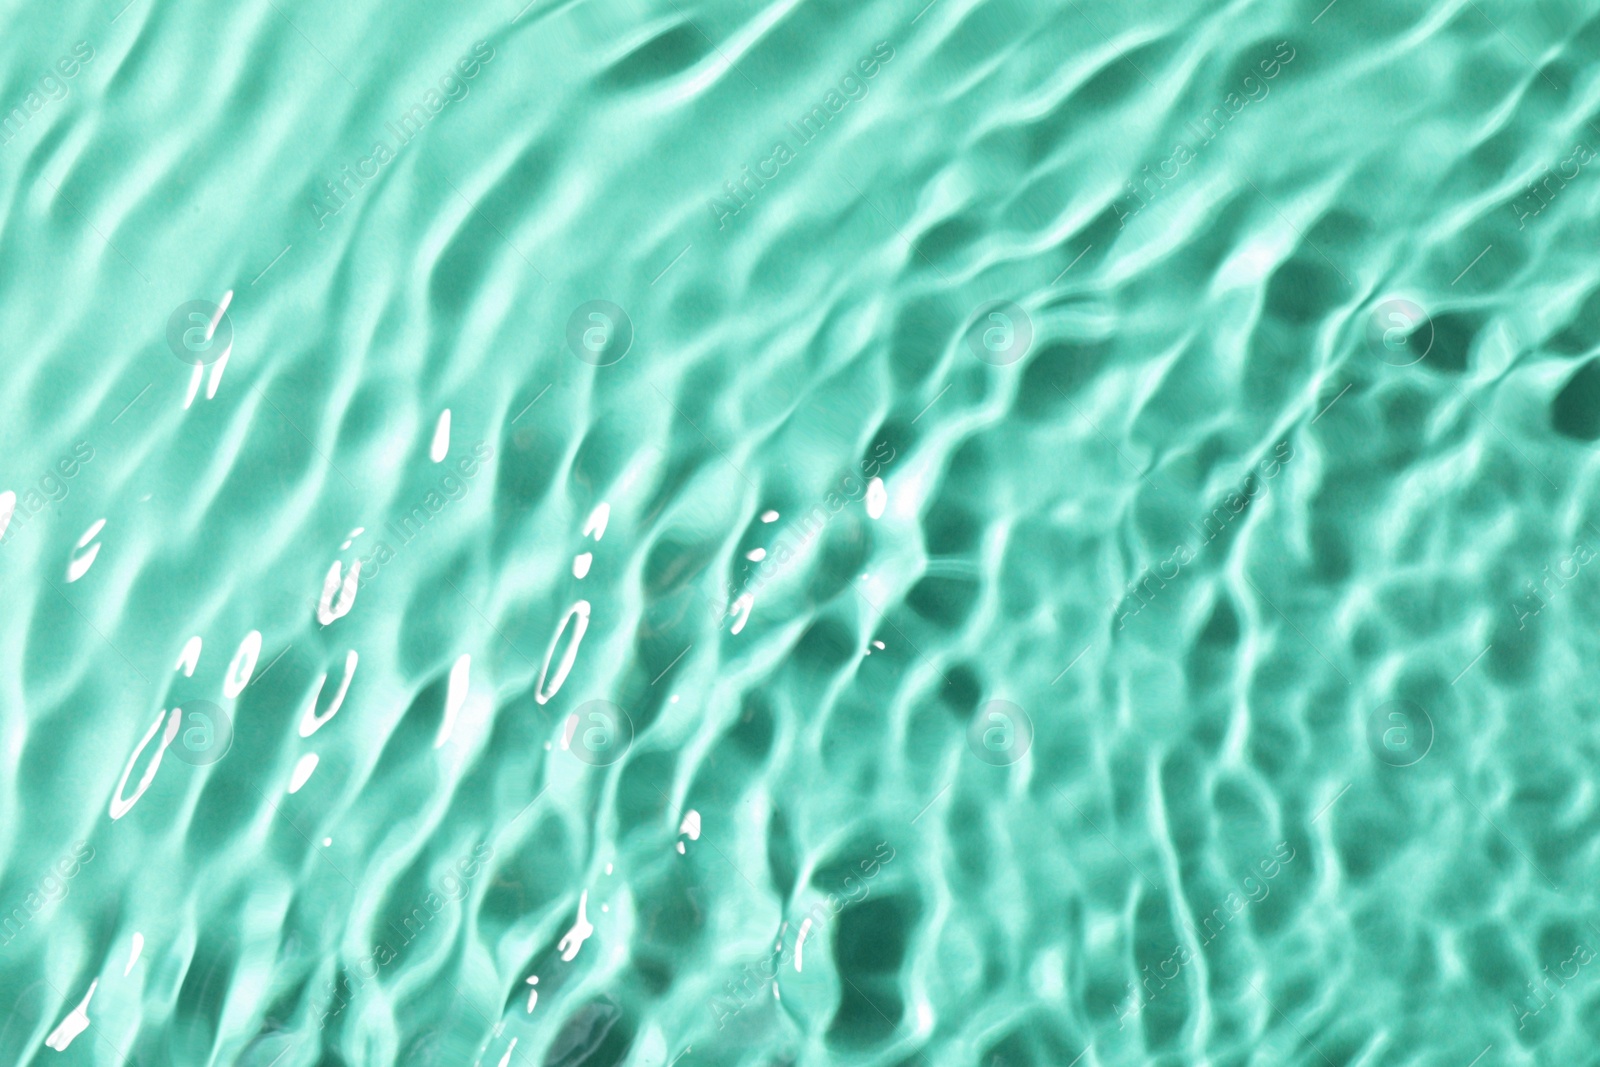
[3,0,1600,1063]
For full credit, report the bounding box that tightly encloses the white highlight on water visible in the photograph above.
[183,362,205,409]
[729,593,753,635]
[497,1038,518,1067]
[761,510,778,522]
[557,891,595,961]
[866,477,887,519]
[676,809,700,854]
[210,289,232,333]
[110,708,181,820]
[583,502,610,541]
[572,552,592,578]
[795,917,812,972]
[746,548,766,561]
[436,653,471,748]
[289,753,319,793]
[175,636,202,677]
[525,975,539,1013]
[299,651,358,737]
[125,932,144,975]
[479,1024,507,1067]
[317,559,361,625]
[202,290,233,401]
[339,527,364,550]
[181,295,233,409]
[67,519,105,582]
[223,631,262,698]
[431,409,451,462]
[206,340,231,400]
[535,600,591,705]
[44,979,96,1051]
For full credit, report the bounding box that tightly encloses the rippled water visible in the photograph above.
[6,0,1600,1063]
